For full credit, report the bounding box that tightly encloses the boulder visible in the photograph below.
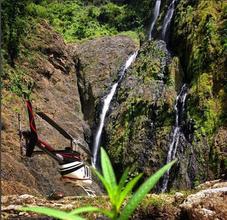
[180,182,227,220]
[73,35,138,127]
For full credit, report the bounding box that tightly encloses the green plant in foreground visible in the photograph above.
[20,206,100,220]
[95,148,176,220]
[20,148,176,220]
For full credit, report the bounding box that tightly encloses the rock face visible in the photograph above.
[100,0,227,190]
[74,35,137,129]
[2,21,92,196]
[29,22,87,151]
[1,21,137,196]
[104,40,202,190]
[171,0,227,180]
[105,40,173,178]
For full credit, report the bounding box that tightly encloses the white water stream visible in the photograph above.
[161,84,187,192]
[148,0,161,40]
[161,0,177,41]
[92,51,138,167]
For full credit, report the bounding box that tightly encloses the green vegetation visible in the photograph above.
[172,0,227,180]
[131,41,167,82]
[1,0,151,97]
[189,73,221,138]
[144,196,165,208]
[2,48,35,98]
[35,0,148,43]
[105,41,174,178]
[4,65,33,97]
[33,1,118,41]
[21,206,100,220]
[106,97,153,167]
[173,0,227,137]
[1,0,31,66]
[21,148,176,220]
[2,0,155,56]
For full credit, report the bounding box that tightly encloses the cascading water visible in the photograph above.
[161,0,177,41]
[147,0,186,191]
[161,84,187,192]
[92,51,138,167]
[148,0,161,40]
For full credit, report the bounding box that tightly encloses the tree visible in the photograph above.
[1,0,31,66]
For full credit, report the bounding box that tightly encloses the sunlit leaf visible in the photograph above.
[20,207,85,220]
[117,167,129,193]
[92,168,115,204]
[116,173,143,211]
[101,148,117,189]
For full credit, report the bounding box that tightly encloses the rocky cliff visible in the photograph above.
[100,0,226,190]
[1,20,137,196]
[171,0,227,182]
[74,35,137,131]
[1,0,226,200]
[103,39,203,190]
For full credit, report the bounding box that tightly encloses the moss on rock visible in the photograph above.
[171,0,227,179]
[104,40,179,184]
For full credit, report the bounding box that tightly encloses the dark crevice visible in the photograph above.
[75,58,95,127]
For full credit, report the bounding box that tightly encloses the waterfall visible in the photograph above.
[148,0,161,40]
[92,51,138,167]
[161,0,177,41]
[161,84,187,192]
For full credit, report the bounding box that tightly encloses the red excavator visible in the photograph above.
[19,100,92,184]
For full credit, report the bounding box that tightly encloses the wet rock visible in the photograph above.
[212,127,227,178]
[172,0,227,183]
[103,39,215,191]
